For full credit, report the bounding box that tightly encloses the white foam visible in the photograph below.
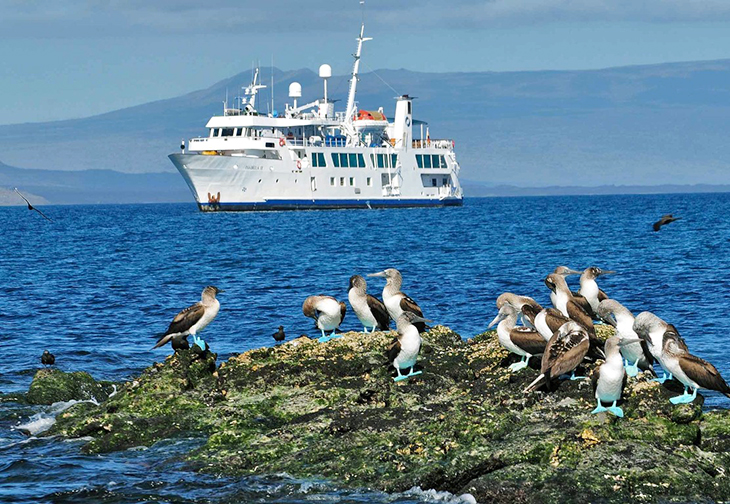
[14,398,100,436]
[403,487,478,503]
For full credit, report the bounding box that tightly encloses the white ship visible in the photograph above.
[170,22,463,211]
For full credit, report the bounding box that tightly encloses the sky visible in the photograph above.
[3,0,730,125]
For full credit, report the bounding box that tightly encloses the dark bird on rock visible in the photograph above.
[273,325,286,343]
[14,188,53,222]
[41,350,55,366]
[348,275,390,332]
[653,214,681,231]
[524,321,591,393]
[153,286,223,351]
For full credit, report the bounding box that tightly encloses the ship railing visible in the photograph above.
[412,139,454,150]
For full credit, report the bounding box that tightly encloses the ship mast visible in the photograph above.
[343,22,371,140]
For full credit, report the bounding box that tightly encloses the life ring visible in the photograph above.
[279,137,286,147]
[296,159,302,170]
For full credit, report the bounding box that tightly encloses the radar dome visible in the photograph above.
[319,64,332,79]
[288,82,302,98]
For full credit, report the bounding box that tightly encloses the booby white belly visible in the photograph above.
[595,357,624,403]
[315,297,342,331]
[394,329,421,370]
[349,291,377,327]
[384,293,404,321]
[190,300,220,335]
[497,321,527,356]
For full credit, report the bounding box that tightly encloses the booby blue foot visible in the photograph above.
[624,359,640,377]
[318,335,331,343]
[591,403,608,415]
[569,371,587,381]
[608,405,625,418]
[670,387,697,404]
[329,331,342,339]
[652,372,673,384]
[508,355,529,372]
[192,336,206,351]
[393,368,423,382]
[362,327,369,333]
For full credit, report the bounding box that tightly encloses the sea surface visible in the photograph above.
[1,194,729,503]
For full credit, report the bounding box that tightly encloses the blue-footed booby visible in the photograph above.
[273,325,286,344]
[41,350,55,366]
[388,311,431,382]
[303,295,347,342]
[368,268,426,333]
[348,275,390,333]
[659,329,730,404]
[544,274,604,360]
[549,266,581,308]
[495,293,542,328]
[577,266,615,318]
[521,304,570,342]
[633,312,686,384]
[524,321,591,392]
[489,304,547,372]
[597,299,653,377]
[153,286,223,351]
[653,214,681,232]
[591,336,627,417]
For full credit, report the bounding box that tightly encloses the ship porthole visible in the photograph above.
[276,179,279,183]
[258,179,262,183]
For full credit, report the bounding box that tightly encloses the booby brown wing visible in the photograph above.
[677,354,730,397]
[14,188,53,222]
[591,367,600,395]
[544,308,570,333]
[521,305,539,326]
[153,303,204,348]
[597,289,609,302]
[339,301,347,326]
[510,327,547,356]
[542,330,590,378]
[386,337,401,364]
[400,294,426,332]
[366,294,390,329]
[566,300,603,358]
[571,293,594,317]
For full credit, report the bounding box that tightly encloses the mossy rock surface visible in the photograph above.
[26,368,116,405]
[43,326,730,503]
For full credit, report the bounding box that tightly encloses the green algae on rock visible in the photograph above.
[40,326,730,503]
[27,368,116,405]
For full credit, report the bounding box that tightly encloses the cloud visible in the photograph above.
[2,0,730,39]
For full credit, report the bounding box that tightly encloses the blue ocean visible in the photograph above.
[1,195,729,503]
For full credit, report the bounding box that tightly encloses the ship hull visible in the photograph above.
[170,153,463,212]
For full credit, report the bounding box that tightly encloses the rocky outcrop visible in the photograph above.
[34,325,730,503]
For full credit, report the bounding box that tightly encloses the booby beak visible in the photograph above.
[487,310,505,329]
[599,270,616,276]
[410,315,433,324]
[601,313,617,328]
[564,269,582,276]
[367,271,387,278]
[618,337,642,348]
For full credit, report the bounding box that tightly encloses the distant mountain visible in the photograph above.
[0,161,190,205]
[1,59,730,200]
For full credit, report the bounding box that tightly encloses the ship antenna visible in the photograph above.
[344,7,372,138]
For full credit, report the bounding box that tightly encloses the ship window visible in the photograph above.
[376,154,385,168]
[432,178,437,187]
[407,102,412,114]
[341,153,349,167]
[331,153,340,167]
[330,177,335,186]
[349,177,354,186]
[318,153,326,167]
[391,154,398,168]
[424,155,432,169]
[340,177,345,186]
[370,154,375,166]
[367,177,372,186]
[357,154,365,168]
[416,154,423,168]
[443,177,449,186]
[312,152,326,168]
[222,128,234,137]
[348,153,357,167]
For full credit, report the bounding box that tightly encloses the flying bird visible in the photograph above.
[14,188,52,222]
[653,214,681,232]
[153,286,223,351]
